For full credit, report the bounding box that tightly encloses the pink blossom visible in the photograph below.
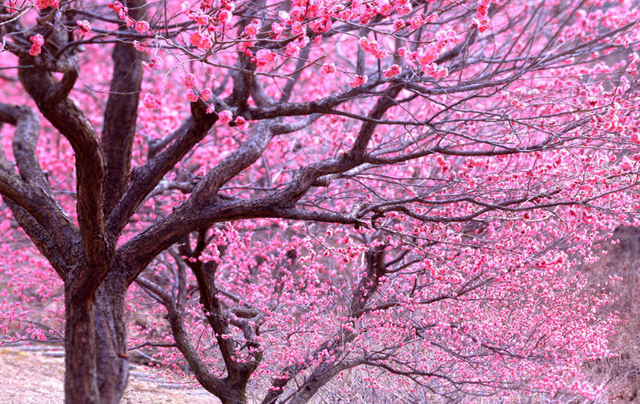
[408,16,424,30]
[235,116,246,126]
[143,56,164,71]
[200,88,212,101]
[150,56,164,70]
[378,0,392,16]
[108,1,125,13]
[29,34,44,56]
[396,2,412,15]
[285,42,300,57]
[244,22,259,37]
[199,37,213,50]
[422,63,448,79]
[322,63,336,74]
[184,74,196,88]
[393,20,406,31]
[190,32,202,47]
[218,10,232,24]
[271,23,285,39]
[279,11,291,23]
[383,64,402,78]
[218,110,233,125]
[142,93,160,109]
[187,89,198,103]
[473,14,490,32]
[349,75,368,87]
[195,13,209,26]
[416,44,439,66]
[310,18,332,33]
[135,21,150,34]
[291,22,303,36]
[294,34,310,48]
[36,0,59,9]
[133,41,146,52]
[30,34,44,47]
[77,20,91,33]
[255,49,276,67]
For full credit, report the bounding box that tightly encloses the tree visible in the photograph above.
[0,0,639,403]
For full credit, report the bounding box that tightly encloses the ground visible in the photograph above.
[0,347,221,404]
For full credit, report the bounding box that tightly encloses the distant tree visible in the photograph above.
[0,0,639,403]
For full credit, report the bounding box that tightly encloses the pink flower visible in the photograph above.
[408,16,424,30]
[199,37,213,50]
[190,32,203,47]
[244,22,259,37]
[309,18,331,33]
[294,34,309,48]
[393,20,406,31]
[206,105,215,114]
[285,42,300,57]
[416,44,439,66]
[143,93,160,109]
[77,20,91,33]
[255,49,276,67]
[279,11,291,23]
[143,56,164,71]
[271,23,285,39]
[190,32,212,50]
[187,90,198,102]
[291,22,303,35]
[349,75,368,88]
[378,1,392,16]
[396,2,412,15]
[195,13,209,26]
[422,63,448,79]
[473,15,490,32]
[108,1,125,13]
[200,88,212,101]
[425,13,438,23]
[218,110,233,125]
[184,74,196,88]
[29,34,44,56]
[322,63,336,74]
[133,41,146,52]
[383,64,402,78]
[135,21,150,34]
[235,116,246,126]
[150,56,164,70]
[218,10,232,24]
[36,0,59,9]
[30,34,44,47]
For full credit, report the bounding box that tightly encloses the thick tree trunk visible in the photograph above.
[94,278,129,404]
[219,388,248,404]
[65,287,100,404]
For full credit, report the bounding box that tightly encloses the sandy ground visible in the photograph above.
[0,347,221,404]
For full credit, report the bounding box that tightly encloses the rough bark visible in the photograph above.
[94,274,130,404]
[64,281,100,404]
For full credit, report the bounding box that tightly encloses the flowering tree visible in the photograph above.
[0,0,640,403]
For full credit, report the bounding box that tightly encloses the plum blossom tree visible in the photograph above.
[0,0,640,403]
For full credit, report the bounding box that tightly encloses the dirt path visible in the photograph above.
[0,347,220,404]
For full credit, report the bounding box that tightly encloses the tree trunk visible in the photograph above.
[94,277,129,404]
[219,388,248,404]
[65,286,100,404]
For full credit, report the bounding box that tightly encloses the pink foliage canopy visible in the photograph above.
[0,0,640,402]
